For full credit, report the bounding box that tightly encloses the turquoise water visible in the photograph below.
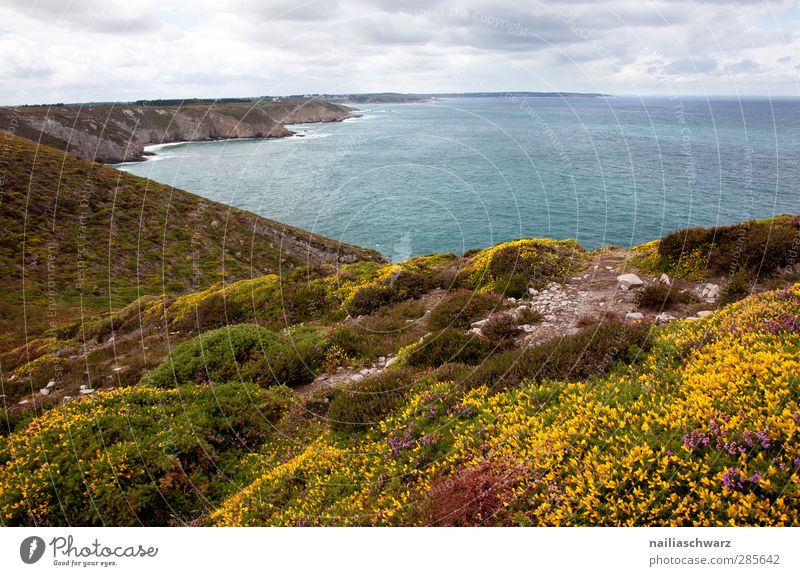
[118,97,800,261]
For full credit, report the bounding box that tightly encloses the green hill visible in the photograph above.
[2,211,800,526]
[0,134,381,348]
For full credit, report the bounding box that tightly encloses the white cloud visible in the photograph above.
[0,0,797,104]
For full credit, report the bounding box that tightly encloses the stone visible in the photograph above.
[385,357,398,368]
[40,388,50,396]
[350,374,364,383]
[696,310,714,317]
[359,368,370,376]
[378,356,386,364]
[617,273,644,290]
[63,396,72,403]
[705,284,720,299]
[19,399,29,405]
[79,384,87,390]
[471,319,488,329]
[655,313,677,323]
[660,273,671,285]
[112,366,123,372]
[469,328,483,336]
[79,388,95,395]
[686,316,700,322]
[47,380,56,388]
[528,288,539,296]
[625,312,645,321]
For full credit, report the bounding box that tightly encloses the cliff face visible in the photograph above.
[0,100,353,163]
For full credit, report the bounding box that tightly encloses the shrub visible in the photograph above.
[720,271,752,306]
[349,285,396,316]
[140,324,287,388]
[481,314,521,344]
[494,273,529,298]
[635,283,693,311]
[406,329,491,368]
[328,368,417,433]
[425,460,520,526]
[427,290,501,331]
[466,321,654,390]
[0,382,292,526]
[517,308,544,325]
[462,238,584,293]
[658,221,799,281]
[658,227,713,261]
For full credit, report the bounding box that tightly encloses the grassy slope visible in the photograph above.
[0,134,379,348]
[1,189,799,525]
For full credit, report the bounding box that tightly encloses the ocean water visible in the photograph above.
[117,97,800,261]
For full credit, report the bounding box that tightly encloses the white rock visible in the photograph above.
[528,288,539,296]
[686,316,700,322]
[79,388,95,395]
[617,273,644,290]
[378,356,386,364]
[47,379,56,388]
[625,312,645,321]
[112,367,123,372]
[705,284,720,299]
[19,399,29,405]
[385,357,398,368]
[655,313,677,323]
[350,374,364,383]
[471,319,488,328]
[79,384,87,390]
[660,273,671,285]
[359,368,370,376]
[469,328,483,336]
[696,310,714,317]
[40,388,50,396]
[63,396,72,403]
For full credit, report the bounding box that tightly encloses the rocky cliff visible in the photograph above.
[0,100,353,163]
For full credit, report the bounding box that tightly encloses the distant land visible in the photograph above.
[0,92,607,163]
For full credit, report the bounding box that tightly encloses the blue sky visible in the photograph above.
[0,0,798,105]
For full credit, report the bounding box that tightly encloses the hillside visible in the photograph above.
[0,134,382,348]
[0,100,354,163]
[2,215,799,526]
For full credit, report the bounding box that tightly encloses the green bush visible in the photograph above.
[140,324,287,388]
[406,329,492,368]
[0,382,292,526]
[658,227,713,261]
[635,283,693,311]
[427,290,501,331]
[481,314,522,346]
[658,221,799,280]
[349,285,396,316]
[328,368,417,433]
[720,271,752,306]
[467,321,654,390]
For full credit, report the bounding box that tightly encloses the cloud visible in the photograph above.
[0,0,797,104]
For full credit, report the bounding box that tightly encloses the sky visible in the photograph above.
[0,0,798,105]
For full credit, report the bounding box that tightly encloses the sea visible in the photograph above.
[117,96,800,262]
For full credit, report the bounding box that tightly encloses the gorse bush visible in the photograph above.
[141,324,286,388]
[0,382,292,526]
[466,321,654,390]
[658,220,800,280]
[328,368,417,433]
[427,290,501,330]
[462,238,584,294]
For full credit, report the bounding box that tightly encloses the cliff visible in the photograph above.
[0,100,354,163]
